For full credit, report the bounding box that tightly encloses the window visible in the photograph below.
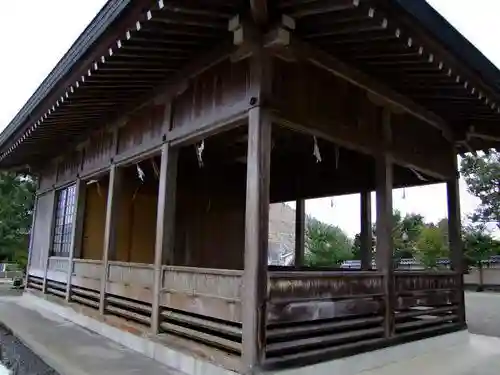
[51,184,77,257]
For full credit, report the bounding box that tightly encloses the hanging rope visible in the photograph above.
[196,139,205,168]
[313,136,322,163]
[136,163,145,182]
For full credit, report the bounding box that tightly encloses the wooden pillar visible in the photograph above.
[360,191,372,270]
[99,165,122,315]
[447,152,466,326]
[375,108,394,338]
[42,190,57,294]
[66,179,83,302]
[242,106,272,373]
[27,194,39,276]
[294,199,305,266]
[152,143,178,334]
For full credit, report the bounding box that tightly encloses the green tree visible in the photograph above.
[0,172,36,269]
[461,151,500,228]
[305,219,353,266]
[463,223,497,291]
[415,225,448,268]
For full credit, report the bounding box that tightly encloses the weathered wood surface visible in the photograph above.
[267,272,384,323]
[160,266,243,323]
[394,271,460,293]
[106,261,154,304]
[82,130,114,173]
[71,259,103,291]
[46,257,70,284]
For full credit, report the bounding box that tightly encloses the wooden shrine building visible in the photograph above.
[1,0,500,373]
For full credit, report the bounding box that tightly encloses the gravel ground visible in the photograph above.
[465,291,500,338]
[0,285,58,374]
[0,325,59,375]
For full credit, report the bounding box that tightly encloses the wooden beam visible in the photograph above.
[285,35,452,140]
[294,199,305,266]
[447,150,466,327]
[66,179,82,302]
[152,142,179,333]
[242,105,272,372]
[360,191,372,271]
[250,0,269,27]
[375,108,394,338]
[99,165,122,315]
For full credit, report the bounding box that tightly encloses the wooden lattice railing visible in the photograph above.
[265,271,386,367]
[28,264,464,370]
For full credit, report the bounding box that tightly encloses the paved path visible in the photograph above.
[465,291,500,338]
[0,297,183,375]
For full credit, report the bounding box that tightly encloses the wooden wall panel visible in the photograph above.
[174,166,246,270]
[273,59,454,179]
[57,150,81,183]
[82,130,114,172]
[117,104,165,155]
[38,163,57,191]
[114,174,158,264]
[29,191,55,273]
[273,59,379,153]
[171,58,250,131]
[391,114,454,178]
[81,181,108,260]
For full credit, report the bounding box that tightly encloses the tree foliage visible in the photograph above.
[0,172,36,269]
[461,151,500,228]
[414,225,448,268]
[305,219,353,266]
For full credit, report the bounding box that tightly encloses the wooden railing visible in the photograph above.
[45,256,70,298]
[104,261,154,325]
[159,266,243,356]
[265,271,386,366]
[70,259,103,309]
[394,271,461,337]
[27,262,464,370]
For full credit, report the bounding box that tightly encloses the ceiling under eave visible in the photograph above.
[1,0,500,169]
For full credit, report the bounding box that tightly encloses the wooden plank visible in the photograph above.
[360,191,372,270]
[447,150,466,326]
[99,165,122,314]
[161,310,242,337]
[267,316,384,340]
[375,107,394,339]
[266,326,384,354]
[160,321,242,353]
[152,142,179,333]
[242,103,272,371]
[286,35,452,140]
[294,199,305,266]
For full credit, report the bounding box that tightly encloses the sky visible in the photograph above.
[0,1,498,238]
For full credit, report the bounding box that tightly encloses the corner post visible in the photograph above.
[360,191,373,270]
[152,142,179,334]
[66,179,83,302]
[99,164,122,315]
[294,199,305,266]
[447,150,466,326]
[243,105,271,373]
[375,107,395,338]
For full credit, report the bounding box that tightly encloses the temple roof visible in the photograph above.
[1,0,499,169]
